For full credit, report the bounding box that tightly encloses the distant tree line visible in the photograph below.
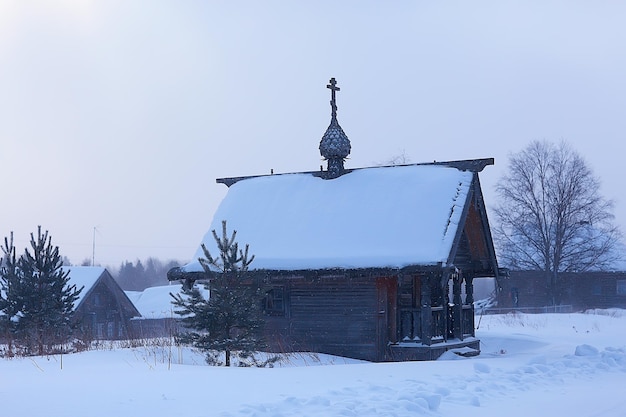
[113,258,182,291]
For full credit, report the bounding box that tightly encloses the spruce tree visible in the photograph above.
[171,221,271,366]
[0,233,21,352]
[0,227,82,355]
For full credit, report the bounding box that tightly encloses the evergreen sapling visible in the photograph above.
[171,221,276,366]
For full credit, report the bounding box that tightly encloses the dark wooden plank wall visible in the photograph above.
[263,275,380,361]
[73,281,134,340]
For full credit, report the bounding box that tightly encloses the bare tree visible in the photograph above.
[376,149,411,166]
[493,140,622,304]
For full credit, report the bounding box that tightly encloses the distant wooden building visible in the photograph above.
[126,284,203,338]
[169,79,501,361]
[497,270,626,311]
[68,267,141,340]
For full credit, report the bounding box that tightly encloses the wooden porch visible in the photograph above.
[398,304,475,345]
[384,271,479,360]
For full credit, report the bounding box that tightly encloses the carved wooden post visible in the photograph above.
[442,274,450,342]
[464,274,475,337]
[465,274,474,305]
[420,274,432,346]
[452,270,463,340]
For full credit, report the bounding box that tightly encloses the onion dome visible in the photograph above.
[319,78,351,179]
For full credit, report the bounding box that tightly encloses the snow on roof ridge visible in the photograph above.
[61,266,107,308]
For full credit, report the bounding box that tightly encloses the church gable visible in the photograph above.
[449,177,499,277]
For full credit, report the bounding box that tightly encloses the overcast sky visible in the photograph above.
[1,1,625,269]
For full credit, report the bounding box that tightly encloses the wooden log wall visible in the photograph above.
[263,275,380,361]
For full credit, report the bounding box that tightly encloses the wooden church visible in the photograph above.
[169,79,501,361]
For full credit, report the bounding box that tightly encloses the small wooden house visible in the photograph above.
[126,284,202,338]
[170,79,501,361]
[67,267,141,340]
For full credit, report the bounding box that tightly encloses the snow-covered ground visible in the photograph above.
[2,310,626,416]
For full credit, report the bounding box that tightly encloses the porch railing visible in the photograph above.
[399,305,474,344]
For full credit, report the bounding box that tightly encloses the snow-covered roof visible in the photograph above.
[184,164,475,272]
[128,284,181,319]
[129,284,208,319]
[63,266,106,308]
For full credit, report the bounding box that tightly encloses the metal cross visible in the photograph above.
[327,78,340,119]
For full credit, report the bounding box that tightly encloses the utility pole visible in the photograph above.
[92,226,96,266]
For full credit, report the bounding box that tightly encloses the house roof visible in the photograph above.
[1,266,140,318]
[183,162,486,273]
[64,266,141,318]
[128,284,209,319]
[128,284,183,319]
[1,266,108,316]
[63,266,106,308]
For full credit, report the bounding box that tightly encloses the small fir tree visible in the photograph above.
[0,233,21,352]
[0,227,82,355]
[171,221,272,366]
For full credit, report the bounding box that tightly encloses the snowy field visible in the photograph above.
[2,310,626,417]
